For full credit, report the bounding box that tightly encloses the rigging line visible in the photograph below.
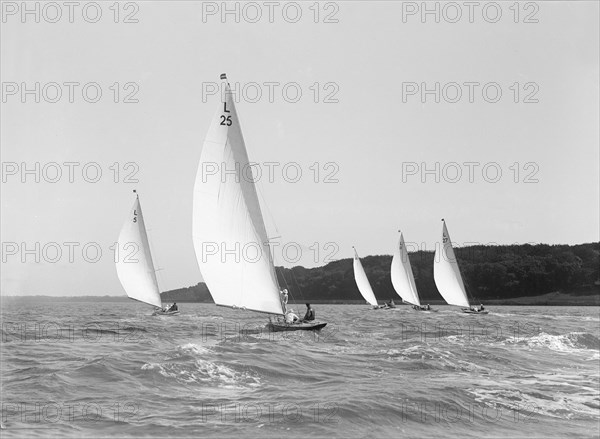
[278,267,291,291]
[256,177,281,238]
[145,223,166,301]
[255,178,285,297]
[453,247,476,304]
[289,268,305,299]
[459,269,477,306]
[462,271,477,305]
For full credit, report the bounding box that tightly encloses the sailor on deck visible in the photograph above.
[280,289,289,312]
[285,309,299,324]
[303,303,315,322]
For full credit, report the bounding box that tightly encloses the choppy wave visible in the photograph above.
[501,331,600,359]
[1,303,598,438]
[140,343,261,389]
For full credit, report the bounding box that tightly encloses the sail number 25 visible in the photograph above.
[220,102,232,126]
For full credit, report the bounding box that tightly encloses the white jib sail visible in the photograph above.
[192,75,284,316]
[433,220,470,308]
[352,248,379,307]
[391,232,421,306]
[116,193,162,308]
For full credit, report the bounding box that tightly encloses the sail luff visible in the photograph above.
[116,193,163,308]
[192,75,285,316]
[352,248,379,307]
[391,232,421,306]
[433,219,470,308]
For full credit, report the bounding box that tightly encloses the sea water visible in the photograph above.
[1,302,599,438]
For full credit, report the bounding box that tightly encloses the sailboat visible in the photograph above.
[433,219,488,314]
[116,190,179,316]
[192,73,326,332]
[391,231,435,311]
[352,247,386,309]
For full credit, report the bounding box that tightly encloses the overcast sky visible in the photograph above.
[1,1,598,296]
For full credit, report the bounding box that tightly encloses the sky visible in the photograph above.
[1,1,599,296]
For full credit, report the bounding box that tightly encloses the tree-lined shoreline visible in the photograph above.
[3,243,598,305]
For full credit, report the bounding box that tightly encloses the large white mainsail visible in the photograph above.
[116,191,162,308]
[391,232,421,306]
[192,74,284,316]
[352,248,379,307]
[433,219,470,308]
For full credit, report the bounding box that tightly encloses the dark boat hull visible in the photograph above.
[152,310,180,316]
[461,309,489,315]
[268,321,327,332]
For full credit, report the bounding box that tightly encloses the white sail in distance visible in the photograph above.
[116,192,162,308]
[192,74,284,316]
[391,232,421,306]
[433,219,470,308]
[352,248,379,307]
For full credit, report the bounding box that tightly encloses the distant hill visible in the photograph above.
[162,242,600,304]
[161,282,212,303]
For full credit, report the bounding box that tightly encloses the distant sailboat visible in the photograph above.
[192,73,326,332]
[391,231,435,311]
[353,247,385,309]
[433,219,487,314]
[116,190,179,316]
